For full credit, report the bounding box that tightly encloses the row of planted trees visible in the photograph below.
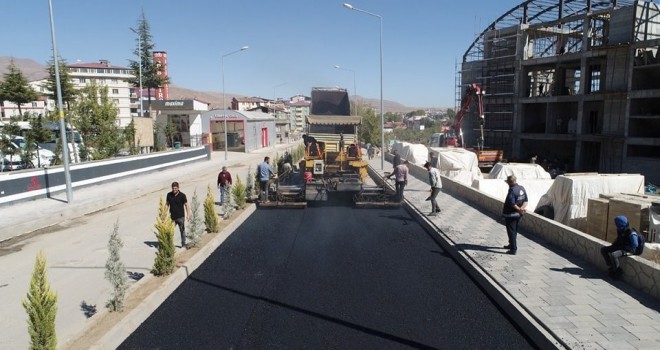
[22,180,252,349]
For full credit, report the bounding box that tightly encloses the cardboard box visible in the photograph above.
[607,197,651,243]
[587,197,609,240]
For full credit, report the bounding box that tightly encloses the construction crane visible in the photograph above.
[431,83,503,168]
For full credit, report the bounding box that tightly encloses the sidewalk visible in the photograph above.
[0,143,297,349]
[370,155,660,349]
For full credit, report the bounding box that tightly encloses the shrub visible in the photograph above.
[152,197,176,276]
[204,184,219,233]
[105,220,128,312]
[22,251,58,350]
[187,191,204,247]
[245,166,254,198]
[232,175,247,210]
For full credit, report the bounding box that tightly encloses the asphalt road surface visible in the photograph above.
[120,201,535,349]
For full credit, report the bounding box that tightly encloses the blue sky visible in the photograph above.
[2,0,522,109]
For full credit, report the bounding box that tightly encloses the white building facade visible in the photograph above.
[67,60,133,127]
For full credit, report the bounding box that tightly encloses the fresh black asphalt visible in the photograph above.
[120,203,535,349]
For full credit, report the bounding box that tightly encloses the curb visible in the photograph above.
[367,164,566,350]
[83,204,256,350]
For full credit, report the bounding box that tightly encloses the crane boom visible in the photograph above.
[453,83,484,150]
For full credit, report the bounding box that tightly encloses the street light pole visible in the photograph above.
[343,3,384,170]
[334,65,357,115]
[47,0,73,202]
[222,46,249,161]
[130,27,144,119]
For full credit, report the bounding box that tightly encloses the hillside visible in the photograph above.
[0,57,48,81]
[1,56,433,113]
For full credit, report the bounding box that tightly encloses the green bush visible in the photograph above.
[245,166,254,198]
[152,197,176,276]
[204,185,219,233]
[23,251,58,350]
[232,175,247,209]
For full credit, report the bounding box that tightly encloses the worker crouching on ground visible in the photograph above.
[601,215,640,279]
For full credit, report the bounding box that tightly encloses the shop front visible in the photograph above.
[200,109,275,153]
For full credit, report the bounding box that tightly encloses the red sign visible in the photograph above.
[153,51,169,100]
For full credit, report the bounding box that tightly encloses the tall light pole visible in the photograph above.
[343,3,384,170]
[222,46,248,161]
[130,27,144,118]
[334,65,357,115]
[48,0,73,202]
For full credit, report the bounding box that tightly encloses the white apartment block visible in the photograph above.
[288,99,310,132]
[67,60,134,127]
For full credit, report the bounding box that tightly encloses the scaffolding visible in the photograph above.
[458,0,660,183]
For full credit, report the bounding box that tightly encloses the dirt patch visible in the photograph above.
[64,207,248,350]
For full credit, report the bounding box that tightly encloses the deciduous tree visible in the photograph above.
[359,105,380,147]
[71,81,123,159]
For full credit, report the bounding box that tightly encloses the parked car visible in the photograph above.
[12,136,55,168]
[0,147,25,172]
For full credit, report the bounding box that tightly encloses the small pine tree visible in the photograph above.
[22,251,58,350]
[152,197,176,276]
[232,175,248,210]
[272,152,279,174]
[203,184,219,233]
[222,201,235,219]
[105,220,128,312]
[186,191,204,248]
[245,166,254,199]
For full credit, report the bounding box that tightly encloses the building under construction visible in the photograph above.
[459,0,660,183]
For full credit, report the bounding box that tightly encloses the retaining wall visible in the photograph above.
[386,152,660,299]
[0,146,210,206]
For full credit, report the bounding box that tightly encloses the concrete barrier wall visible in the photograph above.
[0,146,210,206]
[392,152,660,299]
[440,170,660,299]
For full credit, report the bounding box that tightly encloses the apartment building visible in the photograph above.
[67,60,133,127]
[288,98,310,132]
[460,0,660,183]
[231,97,267,111]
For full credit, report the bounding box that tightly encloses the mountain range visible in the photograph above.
[0,56,434,113]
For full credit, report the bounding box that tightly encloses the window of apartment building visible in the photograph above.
[79,77,87,83]
[112,88,119,95]
[113,99,120,105]
[589,65,601,93]
[32,102,38,107]
[111,79,118,84]
[97,69,105,74]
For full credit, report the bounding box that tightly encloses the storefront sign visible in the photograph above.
[152,100,194,110]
